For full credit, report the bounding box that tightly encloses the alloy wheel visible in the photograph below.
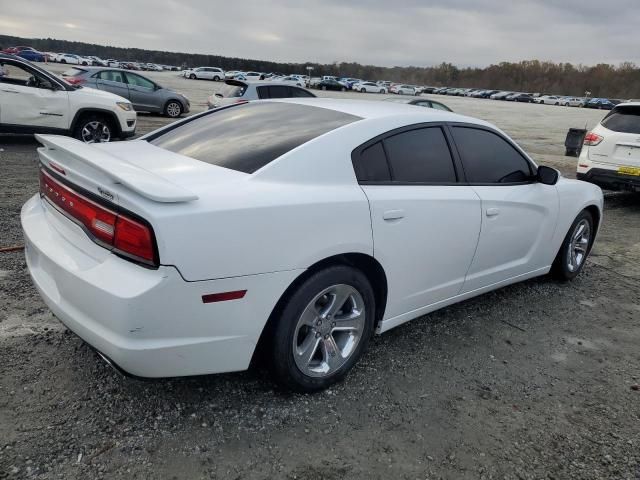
[81,121,111,143]
[292,284,366,378]
[567,219,590,272]
[166,102,181,117]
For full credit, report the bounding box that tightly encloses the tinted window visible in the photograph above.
[602,107,640,134]
[451,127,532,183]
[290,87,315,98]
[267,86,289,98]
[353,142,391,182]
[383,127,456,183]
[149,102,360,174]
[431,102,451,111]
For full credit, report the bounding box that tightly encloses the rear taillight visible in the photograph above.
[39,169,158,266]
[584,132,603,146]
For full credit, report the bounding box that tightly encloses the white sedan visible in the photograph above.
[391,84,417,95]
[278,76,305,87]
[22,99,603,392]
[354,81,387,93]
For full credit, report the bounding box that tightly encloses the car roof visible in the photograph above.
[265,98,483,124]
[612,101,640,108]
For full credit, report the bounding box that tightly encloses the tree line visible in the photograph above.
[2,35,639,98]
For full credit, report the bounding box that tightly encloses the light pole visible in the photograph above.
[306,66,313,87]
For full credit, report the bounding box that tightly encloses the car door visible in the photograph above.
[94,69,130,100]
[0,60,70,129]
[449,125,559,293]
[353,125,482,321]
[124,72,158,111]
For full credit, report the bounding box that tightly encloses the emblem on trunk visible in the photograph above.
[97,187,115,201]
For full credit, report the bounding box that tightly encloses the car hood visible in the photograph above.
[71,86,129,104]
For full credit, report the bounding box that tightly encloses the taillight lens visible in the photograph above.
[64,77,85,85]
[39,169,157,266]
[584,132,603,146]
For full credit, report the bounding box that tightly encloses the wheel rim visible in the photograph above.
[81,121,111,143]
[292,284,366,378]
[567,219,591,272]
[166,102,181,117]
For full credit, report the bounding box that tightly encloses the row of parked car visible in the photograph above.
[427,87,627,109]
[0,45,181,71]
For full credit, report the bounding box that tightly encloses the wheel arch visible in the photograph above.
[70,108,122,137]
[584,204,601,250]
[251,252,388,366]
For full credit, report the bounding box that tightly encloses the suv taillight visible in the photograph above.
[584,132,603,146]
[39,168,158,267]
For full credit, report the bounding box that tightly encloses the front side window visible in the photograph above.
[451,127,532,184]
[125,73,155,89]
[0,61,54,89]
[148,102,360,174]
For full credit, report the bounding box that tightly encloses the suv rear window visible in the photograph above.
[148,102,360,174]
[602,106,640,134]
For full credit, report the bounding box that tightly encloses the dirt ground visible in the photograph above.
[0,69,639,479]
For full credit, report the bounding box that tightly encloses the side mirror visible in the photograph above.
[536,165,559,185]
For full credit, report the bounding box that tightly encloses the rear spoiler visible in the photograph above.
[35,135,198,203]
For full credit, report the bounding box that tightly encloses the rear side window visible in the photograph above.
[602,107,640,134]
[451,127,532,183]
[148,102,360,174]
[265,86,289,98]
[290,87,315,98]
[353,142,391,182]
[384,127,457,183]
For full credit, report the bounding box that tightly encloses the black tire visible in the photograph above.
[60,59,66,64]
[360,88,366,93]
[164,100,183,118]
[72,113,114,143]
[379,89,384,94]
[271,265,376,392]
[189,73,196,79]
[213,76,220,81]
[551,210,595,281]
[322,85,327,90]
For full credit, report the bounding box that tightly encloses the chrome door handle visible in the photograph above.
[486,208,500,217]
[383,209,405,221]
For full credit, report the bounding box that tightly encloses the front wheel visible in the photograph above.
[189,73,196,79]
[360,88,366,93]
[551,210,594,280]
[271,266,375,392]
[164,100,183,118]
[73,114,113,144]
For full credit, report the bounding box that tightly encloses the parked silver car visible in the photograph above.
[62,67,190,118]
[206,80,315,109]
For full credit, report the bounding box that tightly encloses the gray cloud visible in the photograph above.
[2,0,639,67]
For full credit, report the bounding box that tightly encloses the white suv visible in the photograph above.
[577,102,640,192]
[0,54,136,143]
[206,80,315,109]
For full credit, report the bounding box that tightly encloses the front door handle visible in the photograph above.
[383,209,405,221]
[486,208,500,217]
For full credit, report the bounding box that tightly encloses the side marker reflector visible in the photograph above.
[202,290,247,304]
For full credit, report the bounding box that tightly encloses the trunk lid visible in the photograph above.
[588,104,640,168]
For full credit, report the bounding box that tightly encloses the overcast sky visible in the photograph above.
[2,0,638,67]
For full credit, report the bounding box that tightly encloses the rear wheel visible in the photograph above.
[213,75,220,81]
[73,114,113,144]
[164,100,183,118]
[552,210,594,280]
[271,266,375,392]
[379,89,384,93]
[360,88,366,93]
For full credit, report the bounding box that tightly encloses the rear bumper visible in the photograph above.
[577,168,640,192]
[21,195,301,377]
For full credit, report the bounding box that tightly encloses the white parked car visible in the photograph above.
[353,81,387,93]
[390,84,417,95]
[55,53,86,65]
[86,56,108,66]
[184,66,225,81]
[561,97,585,107]
[21,98,603,392]
[535,95,562,105]
[106,59,120,68]
[0,54,136,142]
[278,76,305,87]
[206,80,315,109]
[577,102,640,192]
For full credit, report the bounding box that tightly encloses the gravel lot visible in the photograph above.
[1,67,639,479]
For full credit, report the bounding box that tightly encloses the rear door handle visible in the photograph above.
[486,208,500,217]
[383,209,405,221]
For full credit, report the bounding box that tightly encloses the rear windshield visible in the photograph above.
[218,83,246,98]
[148,102,361,173]
[602,106,640,134]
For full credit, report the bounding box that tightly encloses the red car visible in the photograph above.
[2,46,33,55]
